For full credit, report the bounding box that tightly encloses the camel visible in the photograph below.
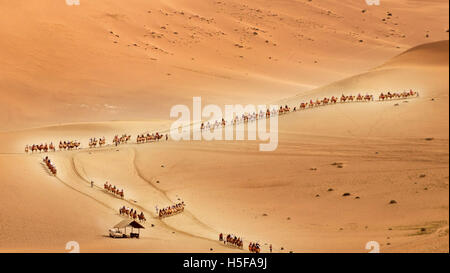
[89,138,98,148]
[138,212,146,223]
[99,137,106,147]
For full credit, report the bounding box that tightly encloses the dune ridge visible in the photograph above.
[1,0,449,130]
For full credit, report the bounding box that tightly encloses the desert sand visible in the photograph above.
[0,0,448,253]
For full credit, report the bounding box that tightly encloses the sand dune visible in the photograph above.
[0,0,448,130]
[0,38,448,252]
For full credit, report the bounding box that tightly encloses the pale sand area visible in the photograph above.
[0,40,448,253]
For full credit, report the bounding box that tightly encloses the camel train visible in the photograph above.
[26,143,56,154]
[218,233,261,253]
[119,206,146,223]
[113,134,131,146]
[199,89,419,131]
[104,181,124,198]
[58,140,81,151]
[249,242,261,253]
[26,90,419,154]
[89,137,106,148]
[158,202,185,218]
[219,233,244,249]
[43,156,57,175]
[136,132,164,143]
[379,90,419,101]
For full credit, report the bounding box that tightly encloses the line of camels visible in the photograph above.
[200,90,419,130]
[25,90,418,154]
[158,202,186,219]
[43,156,57,175]
[104,181,124,198]
[26,141,80,153]
[248,242,262,253]
[136,132,167,143]
[218,234,265,253]
[89,137,106,148]
[219,234,244,249]
[24,132,165,154]
[113,134,132,146]
[119,206,147,223]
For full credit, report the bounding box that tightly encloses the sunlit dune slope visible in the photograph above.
[0,0,448,130]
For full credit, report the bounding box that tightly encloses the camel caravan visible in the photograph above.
[199,90,419,131]
[219,233,244,249]
[249,242,261,253]
[43,156,57,175]
[136,132,164,144]
[25,90,419,154]
[25,143,56,154]
[26,140,80,154]
[59,140,81,151]
[119,206,146,223]
[379,90,419,101]
[158,202,186,219]
[89,137,106,148]
[218,233,263,253]
[104,181,124,198]
[113,134,131,146]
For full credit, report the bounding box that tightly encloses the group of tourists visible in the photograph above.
[158,202,185,218]
[119,206,146,222]
[43,156,57,175]
[136,132,167,143]
[249,242,261,253]
[58,140,81,151]
[104,181,124,198]
[25,143,56,153]
[218,233,266,253]
[113,134,131,146]
[89,137,106,148]
[219,233,244,249]
[199,90,419,132]
[26,140,80,153]
[379,90,418,100]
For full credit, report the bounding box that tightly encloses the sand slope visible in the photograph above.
[0,0,448,130]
